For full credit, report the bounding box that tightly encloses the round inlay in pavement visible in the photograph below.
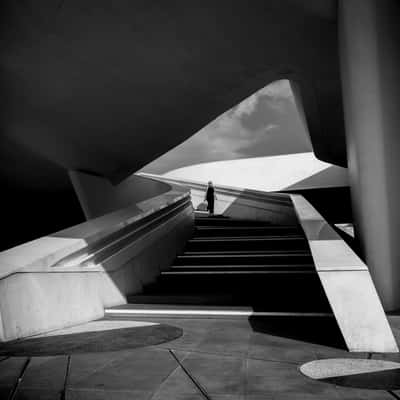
[0,321,183,356]
[300,358,400,390]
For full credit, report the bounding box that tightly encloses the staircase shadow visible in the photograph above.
[248,315,347,349]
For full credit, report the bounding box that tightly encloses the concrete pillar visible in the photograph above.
[338,0,400,310]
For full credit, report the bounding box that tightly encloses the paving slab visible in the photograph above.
[0,356,29,398]
[246,358,339,397]
[20,355,68,390]
[151,367,200,399]
[70,347,177,392]
[182,352,245,396]
[248,332,316,364]
[66,388,152,399]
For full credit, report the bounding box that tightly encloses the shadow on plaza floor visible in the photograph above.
[0,323,182,357]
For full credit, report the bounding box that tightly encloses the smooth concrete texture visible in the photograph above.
[0,185,194,342]
[291,194,398,353]
[309,240,366,271]
[162,153,348,192]
[0,1,346,185]
[69,171,171,219]
[1,315,399,399]
[339,0,400,311]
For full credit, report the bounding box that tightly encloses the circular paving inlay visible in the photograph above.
[300,358,400,390]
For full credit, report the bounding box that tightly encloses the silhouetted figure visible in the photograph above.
[205,181,217,215]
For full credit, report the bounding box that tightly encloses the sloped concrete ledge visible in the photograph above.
[0,187,194,342]
[290,194,398,353]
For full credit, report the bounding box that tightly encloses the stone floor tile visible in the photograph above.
[152,395,203,400]
[0,356,29,398]
[70,347,177,392]
[151,364,198,399]
[334,386,394,399]
[0,357,29,386]
[245,358,339,398]
[15,388,65,399]
[246,394,337,400]
[20,356,68,390]
[248,333,316,364]
[371,351,400,362]
[157,327,206,351]
[68,351,132,386]
[195,327,251,357]
[66,388,152,399]
[312,345,368,360]
[182,352,245,395]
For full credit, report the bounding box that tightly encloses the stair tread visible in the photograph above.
[127,215,331,317]
[189,237,305,242]
[171,264,314,268]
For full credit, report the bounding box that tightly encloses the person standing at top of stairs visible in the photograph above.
[205,181,217,216]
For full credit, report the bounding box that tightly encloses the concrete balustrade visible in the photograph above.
[0,184,194,342]
[291,194,398,353]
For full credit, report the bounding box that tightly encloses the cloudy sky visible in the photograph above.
[142,80,312,174]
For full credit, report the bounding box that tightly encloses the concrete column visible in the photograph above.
[338,0,400,310]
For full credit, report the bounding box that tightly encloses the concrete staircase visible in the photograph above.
[106,214,333,318]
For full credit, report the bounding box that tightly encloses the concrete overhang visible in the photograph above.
[1,0,346,183]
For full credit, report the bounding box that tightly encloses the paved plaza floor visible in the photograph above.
[0,314,399,399]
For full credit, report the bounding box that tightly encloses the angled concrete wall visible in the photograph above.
[0,185,193,342]
[69,171,171,220]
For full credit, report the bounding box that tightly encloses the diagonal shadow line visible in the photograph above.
[168,349,212,400]
[388,390,400,399]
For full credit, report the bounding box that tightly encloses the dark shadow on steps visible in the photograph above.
[249,316,347,349]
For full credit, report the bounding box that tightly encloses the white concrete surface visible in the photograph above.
[69,171,171,219]
[34,320,159,338]
[291,194,398,353]
[339,0,400,311]
[0,184,194,342]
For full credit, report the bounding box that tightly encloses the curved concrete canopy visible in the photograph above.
[1,0,345,183]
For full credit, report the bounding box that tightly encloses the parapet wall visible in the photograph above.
[0,183,193,342]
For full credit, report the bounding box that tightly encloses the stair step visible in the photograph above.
[127,294,236,305]
[105,304,333,318]
[171,264,314,271]
[175,253,313,265]
[182,250,309,255]
[194,217,273,227]
[163,270,315,275]
[186,237,308,252]
[126,214,332,317]
[194,226,303,237]
[192,235,305,240]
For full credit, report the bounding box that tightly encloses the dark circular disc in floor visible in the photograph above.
[0,323,183,356]
[300,358,400,390]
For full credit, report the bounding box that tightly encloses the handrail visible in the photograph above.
[290,194,398,353]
